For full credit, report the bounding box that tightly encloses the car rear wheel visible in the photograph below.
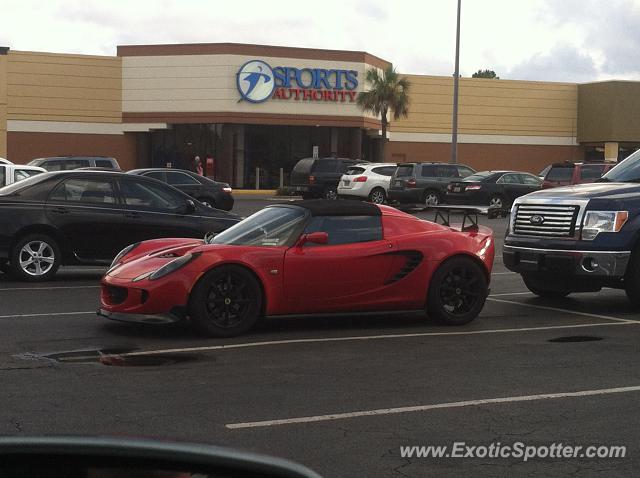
[427,256,488,325]
[189,265,262,337]
[324,187,338,200]
[489,195,506,209]
[522,275,571,298]
[368,187,386,204]
[198,196,215,208]
[10,234,61,282]
[424,190,440,206]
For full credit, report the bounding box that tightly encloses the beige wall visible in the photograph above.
[393,75,577,140]
[7,51,121,123]
[122,54,378,119]
[0,51,7,157]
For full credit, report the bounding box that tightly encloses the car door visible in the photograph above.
[0,166,6,187]
[45,177,125,262]
[434,164,460,192]
[496,173,532,202]
[165,170,202,198]
[119,177,204,243]
[283,215,397,314]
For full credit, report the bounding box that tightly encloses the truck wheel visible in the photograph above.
[522,275,571,298]
[624,250,640,307]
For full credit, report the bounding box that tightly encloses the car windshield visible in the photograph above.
[211,206,306,247]
[0,173,50,195]
[601,149,640,182]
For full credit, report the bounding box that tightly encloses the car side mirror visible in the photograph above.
[0,437,321,478]
[299,231,329,246]
[179,199,196,215]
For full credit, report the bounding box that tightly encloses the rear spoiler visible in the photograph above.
[421,205,510,231]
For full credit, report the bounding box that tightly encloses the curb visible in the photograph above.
[233,189,277,196]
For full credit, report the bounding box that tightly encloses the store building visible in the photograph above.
[1,43,640,188]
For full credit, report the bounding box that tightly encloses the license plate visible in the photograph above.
[395,181,403,187]
[343,180,350,186]
[294,186,308,192]
[454,187,462,193]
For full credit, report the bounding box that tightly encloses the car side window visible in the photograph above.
[166,171,200,186]
[144,171,166,182]
[304,215,383,246]
[312,160,338,173]
[580,165,606,180]
[0,166,5,185]
[497,174,519,184]
[49,178,116,205]
[420,165,436,177]
[64,159,91,170]
[14,169,36,182]
[521,174,542,185]
[372,166,395,176]
[120,180,184,210]
[435,165,459,178]
[43,160,65,171]
[95,159,114,168]
[457,166,475,178]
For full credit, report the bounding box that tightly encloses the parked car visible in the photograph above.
[290,157,366,199]
[540,161,614,189]
[336,163,396,204]
[0,157,11,165]
[445,170,543,209]
[0,170,240,281]
[27,156,121,171]
[388,162,476,206]
[128,168,234,211]
[0,164,46,187]
[99,200,495,336]
[503,149,640,305]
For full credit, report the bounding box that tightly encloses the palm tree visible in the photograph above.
[357,66,410,161]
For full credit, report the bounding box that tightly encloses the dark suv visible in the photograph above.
[388,162,475,206]
[290,157,366,199]
[28,156,120,171]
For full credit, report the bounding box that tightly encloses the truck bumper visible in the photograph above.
[503,245,631,278]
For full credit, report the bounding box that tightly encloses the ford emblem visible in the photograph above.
[530,215,545,225]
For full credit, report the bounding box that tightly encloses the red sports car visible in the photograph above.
[98,200,495,337]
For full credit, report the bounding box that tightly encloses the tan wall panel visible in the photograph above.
[7,131,138,169]
[0,54,6,157]
[395,75,577,137]
[7,51,122,123]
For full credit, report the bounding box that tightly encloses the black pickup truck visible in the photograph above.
[503,153,640,306]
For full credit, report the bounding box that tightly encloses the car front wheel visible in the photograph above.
[10,234,61,282]
[189,265,262,337]
[427,256,488,325]
[488,195,506,209]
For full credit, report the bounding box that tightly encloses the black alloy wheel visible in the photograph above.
[189,265,262,337]
[427,256,488,325]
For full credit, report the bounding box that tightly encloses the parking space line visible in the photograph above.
[225,384,640,429]
[492,272,517,275]
[487,297,637,323]
[0,286,100,292]
[0,311,95,319]
[118,321,636,358]
[489,292,532,297]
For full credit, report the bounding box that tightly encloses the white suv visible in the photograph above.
[337,163,397,204]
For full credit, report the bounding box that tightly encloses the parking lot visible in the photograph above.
[1,196,639,477]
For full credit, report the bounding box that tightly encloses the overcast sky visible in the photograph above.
[1,0,639,83]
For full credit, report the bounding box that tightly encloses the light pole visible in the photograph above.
[451,0,461,164]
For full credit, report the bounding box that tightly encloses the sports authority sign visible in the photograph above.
[236,59,359,104]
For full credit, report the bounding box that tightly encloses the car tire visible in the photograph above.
[488,195,507,209]
[198,196,216,208]
[427,256,488,325]
[423,190,441,206]
[522,275,571,298]
[624,249,640,307]
[9,233,61,282]
[189,265,263,337]
[368,187,386,204]
[323,187,338,200]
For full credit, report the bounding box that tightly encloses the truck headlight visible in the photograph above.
[581,211,628,240]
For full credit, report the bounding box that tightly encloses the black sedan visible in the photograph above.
[128,169,234,211]
[0,171,240,281]
[445,171,542,209]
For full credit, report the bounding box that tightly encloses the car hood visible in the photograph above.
[522,182,640,201]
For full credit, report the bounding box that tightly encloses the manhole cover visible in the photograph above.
[45,348,136,363]
[548,336,603,343]
[99,353,198,367]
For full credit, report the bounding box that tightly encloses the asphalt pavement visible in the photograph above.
[0,196,638,477]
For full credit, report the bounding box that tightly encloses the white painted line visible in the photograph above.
[226,384,640,429]
[492,272,517,275]
[119,321,636,358]
[0,311,95,319]
[487,297,637,323]
[0,286,100,292]
[489,292,532,297]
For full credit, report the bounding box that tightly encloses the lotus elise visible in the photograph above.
[98,200,495,337]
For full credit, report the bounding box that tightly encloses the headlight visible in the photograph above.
[148,253,200,280]
[109,242,140,270]
[581,211,628,240]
